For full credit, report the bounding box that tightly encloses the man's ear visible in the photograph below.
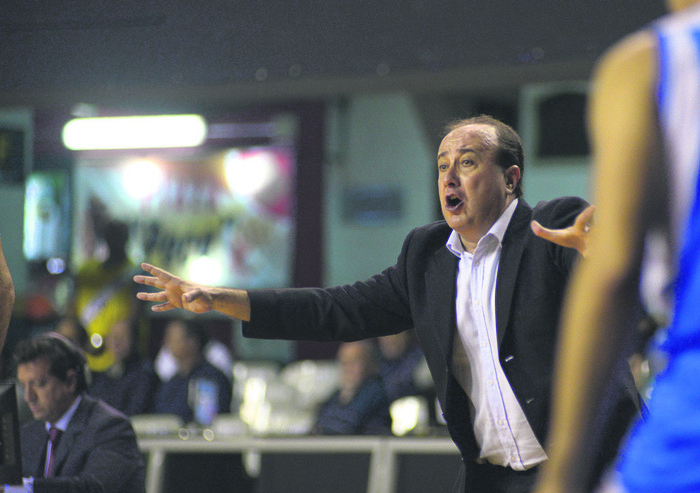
[504,165,521,191]
[65,368,78,393]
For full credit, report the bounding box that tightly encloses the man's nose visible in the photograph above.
[24,387,35,402]
[441,163,459,185]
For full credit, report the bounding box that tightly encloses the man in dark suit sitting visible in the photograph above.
[15,332,145,493]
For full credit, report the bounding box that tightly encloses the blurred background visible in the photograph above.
[0,0,665,326]
[0,2,667,490]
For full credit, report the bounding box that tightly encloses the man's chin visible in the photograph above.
[444,216,470,233]
[29,409,46,421]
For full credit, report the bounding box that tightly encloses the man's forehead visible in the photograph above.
[17,357,51,375]
[438,124,497,156]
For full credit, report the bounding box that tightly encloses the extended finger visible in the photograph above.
[151,301,175,312]
[133,275,165,290]
[140,263,174,281]
[182,288,204,303]
[538,229,567,242]
[531,220,560,240]
[574,205,596,230]
[136,291,168,302]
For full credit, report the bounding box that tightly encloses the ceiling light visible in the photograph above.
[62,114,207,150]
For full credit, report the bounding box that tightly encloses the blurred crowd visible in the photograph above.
[2,220,438,438]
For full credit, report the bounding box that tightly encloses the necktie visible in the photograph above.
[46,427,61,477]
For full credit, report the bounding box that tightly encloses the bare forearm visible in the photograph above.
[208,287,251,321]
[538,27,659,493]
[541,262,636,490]
[0,238,14,351]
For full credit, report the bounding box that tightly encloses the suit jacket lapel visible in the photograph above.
[495,200,532,346]
[51,398,88,476]
[425,245,459,365]
[424,204,531,360]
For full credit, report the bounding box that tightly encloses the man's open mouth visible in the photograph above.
[445,195,463,210]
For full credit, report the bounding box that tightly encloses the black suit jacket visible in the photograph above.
[243,198,640,486]
[21,395,145,493]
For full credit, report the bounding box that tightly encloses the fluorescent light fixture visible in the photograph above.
[62,114,207,150]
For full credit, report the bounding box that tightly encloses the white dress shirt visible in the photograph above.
[44,395,81,477]
[447,199,547,470]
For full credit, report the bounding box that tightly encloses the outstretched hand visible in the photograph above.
[133,263,215,313]
[531,205,596,258]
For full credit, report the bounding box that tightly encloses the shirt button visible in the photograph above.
[488,380,494,386]
[498,419,504,426]
[475,299,481,306]
[481,341,487,347]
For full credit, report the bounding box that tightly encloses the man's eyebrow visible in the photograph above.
[437,147,476,159]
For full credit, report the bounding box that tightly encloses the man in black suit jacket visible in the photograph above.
[135,115,641,492]
[15,333,145,493]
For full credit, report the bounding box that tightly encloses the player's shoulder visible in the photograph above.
[595,27,657,85]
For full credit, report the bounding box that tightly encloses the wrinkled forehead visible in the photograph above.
[438,123,498,158]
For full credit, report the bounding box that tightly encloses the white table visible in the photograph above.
[138,434,461,493]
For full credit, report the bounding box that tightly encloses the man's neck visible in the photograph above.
[48,395,81,428]
[177,355,203,376]
[456,197,518,254]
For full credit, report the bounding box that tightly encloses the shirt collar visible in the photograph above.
[46,395,82,433]
[446,199,519,257]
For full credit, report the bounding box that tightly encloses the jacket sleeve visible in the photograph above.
[242,227,426,342]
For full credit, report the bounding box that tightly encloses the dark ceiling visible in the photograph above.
[0,0,667,109]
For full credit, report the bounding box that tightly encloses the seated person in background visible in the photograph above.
[15,332,145,493]
[154,328,233,383]
[377,330,430,403]
[312,340,392,435]
[153,317,232,424]
[55,316,90,355]
[89,317,160,416]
